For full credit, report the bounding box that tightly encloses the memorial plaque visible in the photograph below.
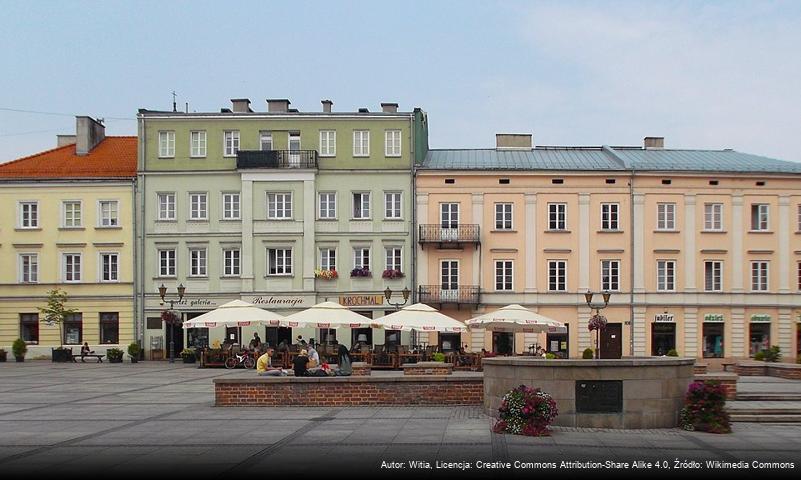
[575,380,623,413]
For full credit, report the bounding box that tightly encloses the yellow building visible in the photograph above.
[0,117,137,358]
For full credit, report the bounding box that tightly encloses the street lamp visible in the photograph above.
[384,287,411,311]
[159,283,185,363]
[585,290,611,359]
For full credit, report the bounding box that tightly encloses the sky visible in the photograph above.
[1,0,800,162]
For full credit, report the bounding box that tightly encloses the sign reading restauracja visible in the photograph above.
[145,294,314,310]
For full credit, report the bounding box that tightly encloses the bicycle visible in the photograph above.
[224,350,255,369]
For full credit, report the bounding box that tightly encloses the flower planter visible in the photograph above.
[15,356,24,363]
[130,357,138,364]
[51,348,73,363]
[182,356,196,364]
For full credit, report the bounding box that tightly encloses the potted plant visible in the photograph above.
[37,288,77,362]
[12,338,27,362]
[106,348,124,363]
[680,381,731,433]
[493,385,559,436]
[431,352,446,362]
[180,348,196,364]
[0,348,7,362]
[381,269,404,279]
[666,349,679,357]
[582,348,594,359]
[127,343,140,363]
[350,267,371,278]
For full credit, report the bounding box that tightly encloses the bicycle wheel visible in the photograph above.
[243,357,255,369]
[224,357,237,369]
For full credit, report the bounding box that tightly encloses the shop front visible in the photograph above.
[749,313,772,357]
[702,313,725,358]
[651,313,676,356]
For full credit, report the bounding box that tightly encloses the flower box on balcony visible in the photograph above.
[315,269,339,280]
[382,269,405,279]
[350,268,371,278]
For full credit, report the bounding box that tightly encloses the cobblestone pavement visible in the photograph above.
[0,362,799,478]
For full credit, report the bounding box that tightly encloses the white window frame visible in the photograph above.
[19,201,38,229]
[751,261,769,291]
[158,130,175,158]
[259,131,273,151]
[751,204,770,231]
[601,203,620,231]
[384,192,402,219]
[657,203,676,231]
[440,260,459,292]
[495,260,514,291]
[158,249,177,277]
[319,130,336,157]
[547,260,566,292]
[267,192,293,219]
[267,248,293,276]
[98,200,119,227]
[223,130,240,157]
[19,253,39,283]
[62,253,82,283]
[188,193,208,221]
[353,247,370,270]
[353,130,370,157]
[384,129,401,157]
[385,247,403,272]
[222,248,241,277]
[495,203,513,230]
[318,192,337,219]
[601,259,620,291]
[222,192,240,220]
[189,247,208,277]
[62,200,82,228]
[704,260,722,292]
[100,252,119,283]
[320,248,336,271]
[157,193,176,221]
[657,260,676,292]
[704,203,723,231]
[353,192,371,219]
[190,130,207,157]
[548,203,567,230]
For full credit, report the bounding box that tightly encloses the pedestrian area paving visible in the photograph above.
[0,362,799,477]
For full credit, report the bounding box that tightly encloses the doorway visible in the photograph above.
[265,327,292,349]
[651,323,676,356]
[749,323,771,357]
[546,325,569,358]
[224,326,241,345]
[439,333,461,353]
[492,332,514,355]
[166,322,184,358]
[702,323,724,358]
[600,323,623,359]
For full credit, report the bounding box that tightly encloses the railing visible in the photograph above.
[418,224,480,243]
[418,285,480,305]
[236,150,318,169]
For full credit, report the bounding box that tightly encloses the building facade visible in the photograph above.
[137,99,427,356]
[416,134,801,362]
[0,117,137,357]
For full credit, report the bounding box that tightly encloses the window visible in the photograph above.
[353,192,370,219]
[441,203,459,228]
[63,313,82,345]
[601,260,620,291]
[99,312,119,344]
[704,203,723,231]
[158,249,176,277]
[63,254,81,282]
[657,203,676,230]
[548,203,567,230]
[222,193,240,220]
[189,193,207,220]
[20,313,38,344]
[441,260,459,291]
[385,130,401,157]
[99,200,119,227]
[63,201,82,228]
[704,261,722,292]
[353,247,370,270]
[495,203,513,230]
[101,253,119,282]
[223,248,240,276]
[158,193,176,220]
[657,260,676,291]
[268,248,292,275]
[158,131,175,157]
[19,202,38,228]
[288,132,301,167]
[190,131,206,157]
[495,260,513,291]
[19,254,38,283]
[548,260,566,291]
[319,192,336,219]
[751,261,769,291]
[319,130,336,157]
[267,193,292,219]
[189,248,207,277]
[385,247,402,272]
[751,204,769,231]
[601,203,619,230]
[384,192,402,219]
[353,130,370,157]
[320,248,336,271]
[224,130,240,156]
[260,131,273,151]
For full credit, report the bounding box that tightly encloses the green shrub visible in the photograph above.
[666,349,679,357]
[180,348,196,358]
[127,342,140,357]
[431,352,446,362]
[582,348,594,359]
[762,345,781,363]
[753,351,765,361]
[106,348,124,362]
[12,338,27,358]
[545,352,556,359]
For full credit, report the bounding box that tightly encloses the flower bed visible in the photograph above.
[679,380,731,434]
[314,269,338,280]
[492,385,558,436]
[350,267,371,278]
[381,269,405,279]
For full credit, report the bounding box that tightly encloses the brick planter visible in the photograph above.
[735,361,801,379]
[693,363,708,375]
[694,373,738,400]
[402,361,452,376]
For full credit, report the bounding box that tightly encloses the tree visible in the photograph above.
[38,288,77,349]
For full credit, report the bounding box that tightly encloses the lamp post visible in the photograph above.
[384,287,411,311]
[159,283,185,364]
[584,290,611,359]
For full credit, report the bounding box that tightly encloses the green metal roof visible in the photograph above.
[421,147,801,174]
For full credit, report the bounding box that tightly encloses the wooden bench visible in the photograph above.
[75,354,105,363]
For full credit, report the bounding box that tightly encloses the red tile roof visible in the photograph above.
[0,136,137,179]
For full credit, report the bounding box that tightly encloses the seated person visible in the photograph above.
[293,349,310,377]
[249,333,262,352]
[256,348,286,376]
[307,340,320,366]
[277,339,289,353]
[336,345,352,376]
[80,342,94,359]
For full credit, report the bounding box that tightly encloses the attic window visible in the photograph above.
[552,178,564,185]
[499,178,510,185]
[756,181,765,186]
[444,178,455,184]
[662,179,672,185]
[709,180,719,186]
[605,179,616,184]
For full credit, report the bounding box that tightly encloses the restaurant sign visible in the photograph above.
[339,295,385,307]
[243,295,311,309]
[703,314,725,323]
[750,314,772,323]
[654,313,675,323]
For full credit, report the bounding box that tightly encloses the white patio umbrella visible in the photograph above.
[466,304,566,333]
[181,300,285,329]
[372,303,467,333]
[280,301,373,329]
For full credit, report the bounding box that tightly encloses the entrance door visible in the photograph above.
[651,323,676,356]
[440,203,459,241]
[265,327,292,349]
[225,326,240,345]
[546,324,569,358]
[492,332,514,355]
[439,333,461,352]
[166,322,184,359]
[600,323,623,359]
[440,260,459,302]
[749,323,771,357]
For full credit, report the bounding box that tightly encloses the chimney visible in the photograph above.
[381,102,399,113]
[496,133,533,150]
[57,135,77,147]
[266,98,291,113]
[321,99,333,113]
[644,136,664,149]
[75,116,105,155]
[231,98,252,113]
[358,107,369,113]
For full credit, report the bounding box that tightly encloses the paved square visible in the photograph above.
[0,362,799,477]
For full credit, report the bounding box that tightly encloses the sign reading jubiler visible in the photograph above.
[654,313,675,323]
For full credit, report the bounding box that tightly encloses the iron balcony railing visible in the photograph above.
[418,285,480,305]
[236,150,318,169]
[418,224,480,244]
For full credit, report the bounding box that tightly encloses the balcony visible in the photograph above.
[418,285,480,308]
[418,224,480,249]
[237,150,318,169]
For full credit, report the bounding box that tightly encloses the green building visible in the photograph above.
[136,98,427,355]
